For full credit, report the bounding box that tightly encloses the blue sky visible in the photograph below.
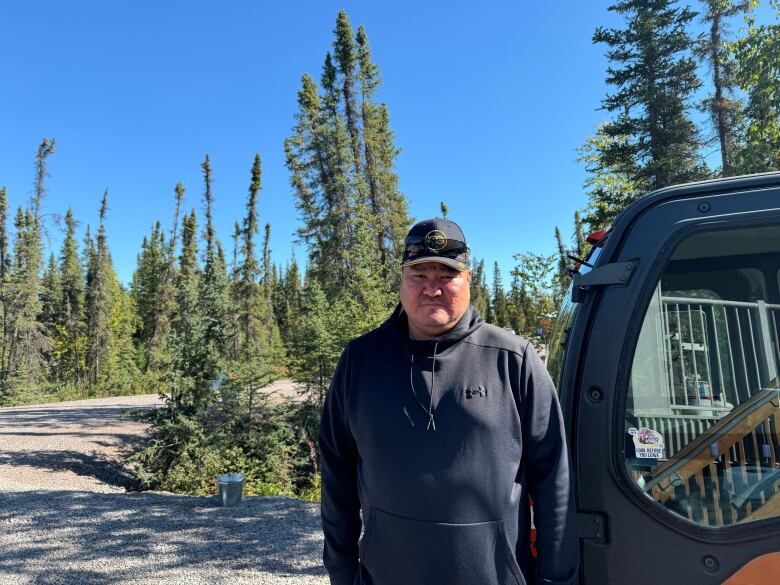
[0,1,774,286]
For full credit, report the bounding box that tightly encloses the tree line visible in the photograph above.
[1,4,778,498]
[579,0,780,231]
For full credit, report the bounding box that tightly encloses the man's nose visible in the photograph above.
[422,280,443,296]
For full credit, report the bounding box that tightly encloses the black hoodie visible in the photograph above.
[319,305,578,585]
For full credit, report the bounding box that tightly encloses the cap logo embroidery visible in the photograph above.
[424,230,447,252]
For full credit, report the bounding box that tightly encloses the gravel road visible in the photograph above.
[0,387,329,584]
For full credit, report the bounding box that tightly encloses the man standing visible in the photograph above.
[319,218,578,585]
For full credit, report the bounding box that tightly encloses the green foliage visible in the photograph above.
[698,0,756,176]
[579,125,649,230]
[469,259,491,320]
[594,0,708,191]
[512,252,557,349]
[285,11,410,299]
[730,2,780,173]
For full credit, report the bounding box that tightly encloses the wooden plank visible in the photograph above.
[646,390,780,504]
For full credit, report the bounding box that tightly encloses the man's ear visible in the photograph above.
[465,269,473,283]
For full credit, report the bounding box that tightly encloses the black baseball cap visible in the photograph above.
[401,218,471,272]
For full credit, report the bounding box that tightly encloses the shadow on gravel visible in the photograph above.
[0,406,154,431]
[0,491,326,580]
[0,450,140,490]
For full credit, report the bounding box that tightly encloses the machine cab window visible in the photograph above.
[625,225,780,527]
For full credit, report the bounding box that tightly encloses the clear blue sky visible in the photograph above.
[0,1,774,286]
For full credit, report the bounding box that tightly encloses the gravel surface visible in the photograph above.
[0,386,329,584]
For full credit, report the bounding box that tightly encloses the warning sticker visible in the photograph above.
[628,427,665,459]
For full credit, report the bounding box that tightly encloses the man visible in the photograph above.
[319,218,578,585]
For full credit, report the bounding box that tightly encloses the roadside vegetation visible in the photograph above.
[1,3,779,500]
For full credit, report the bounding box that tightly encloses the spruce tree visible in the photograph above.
[573,211,587,257]
[237,154,262,357]
[277,254,303,344]
[507,271,529,337]
[85,190,113,389]
[491,262,510,328]
[285,12,409,298]
[194,155,231,410]
[168,208,203,411]
[334,10,362,173]
[2,140,55,394]
[594,0,707,190]
[579,125,647,229]
[357,23,409,289]
[731,3,780,173]
[0,188,9,396]
[699,0,753,176]
[58,208,85,383]
[146,183,184,370]
[131,221,166,364]
[554,227,571,300]
[469,259,491,320]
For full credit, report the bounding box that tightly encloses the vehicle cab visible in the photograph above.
[548,173,780,584]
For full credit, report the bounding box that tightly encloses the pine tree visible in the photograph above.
[289,280,342,408]
[579,125,648,230]
[85,190,113,389]
[0,188,10,396]
[699,0,754,176]
[2,140,55,395]
[491,262,510,328]
[104,275,141,395]
[277,254,303,344]
[573,211,587,257]
[146,183,185,370]
[285,12,409,299]
[194,155,231,410]
[131,221,166,365]
[58,208,86,383]
[168,208,203,411]
[594,0,707,190]
[731,2,780,173]
[334,10,363,174]
[440,202,449,218]
[507,271,529,337]
[237,155,262,357]
[469,259,491,320]
[554,227,571,301]
[357,23,410,289]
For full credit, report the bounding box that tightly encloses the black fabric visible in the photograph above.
[319,306,578,585]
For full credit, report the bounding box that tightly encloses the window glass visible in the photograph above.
[547,243,604,387]
[547,290,577,390]
[625,225,780,527]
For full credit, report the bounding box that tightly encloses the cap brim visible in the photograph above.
[401,256,470,271]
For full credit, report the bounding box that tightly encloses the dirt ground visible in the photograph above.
[0,379,303,492]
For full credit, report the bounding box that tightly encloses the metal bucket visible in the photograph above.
[216,473,245,507]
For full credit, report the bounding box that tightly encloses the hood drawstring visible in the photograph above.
[409,340,439,431]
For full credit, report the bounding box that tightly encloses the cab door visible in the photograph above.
[562,174,780,584]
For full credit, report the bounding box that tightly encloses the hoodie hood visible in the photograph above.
[379,303,484,355]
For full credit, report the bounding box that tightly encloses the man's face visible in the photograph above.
[399,262,472,340]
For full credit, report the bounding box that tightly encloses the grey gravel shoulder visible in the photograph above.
[0,389,327,584]
[0,490,328,584]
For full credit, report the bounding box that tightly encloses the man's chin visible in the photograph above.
[417,313,455,330]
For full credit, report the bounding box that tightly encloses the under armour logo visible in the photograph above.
[465,386,487,399]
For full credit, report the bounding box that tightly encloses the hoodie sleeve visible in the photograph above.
[520,343,579,585]
[319,343,361,585]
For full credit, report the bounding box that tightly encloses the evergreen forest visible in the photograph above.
[1,3,779,500]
